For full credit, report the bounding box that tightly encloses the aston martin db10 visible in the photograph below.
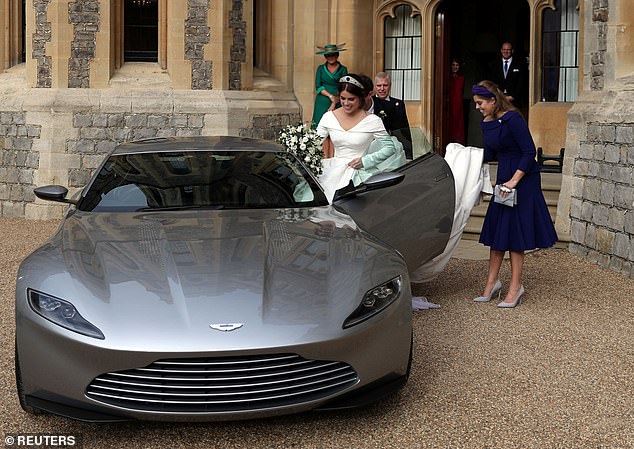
[15,136,454,422]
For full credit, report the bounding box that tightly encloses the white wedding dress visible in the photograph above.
[316,111,400,202]
[411,143,492,310]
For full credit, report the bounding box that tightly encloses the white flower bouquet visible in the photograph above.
[277,123,324,176]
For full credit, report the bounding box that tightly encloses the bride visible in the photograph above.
[315,74,403,202]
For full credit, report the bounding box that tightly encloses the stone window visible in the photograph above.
[112,0,166,70]
[383,4,421,101]
[124,0,159,62]
[541,0,579,102]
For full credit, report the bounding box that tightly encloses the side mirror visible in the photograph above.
[332,172,405,202]
[34,185,78,205]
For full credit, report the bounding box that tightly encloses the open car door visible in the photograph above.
[333,152,455,272]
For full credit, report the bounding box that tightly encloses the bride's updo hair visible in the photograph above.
[338,73,367,100]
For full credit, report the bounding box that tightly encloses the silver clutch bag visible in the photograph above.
[493,184,517,207]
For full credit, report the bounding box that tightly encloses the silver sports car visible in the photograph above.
[15,136,454,422]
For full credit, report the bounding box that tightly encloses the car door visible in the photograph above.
[333,152,455,271]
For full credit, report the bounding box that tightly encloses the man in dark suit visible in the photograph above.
[373,72,413,159]
[486,42,526,107]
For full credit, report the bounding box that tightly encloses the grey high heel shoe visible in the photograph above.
[497,285,525,308]
[473,280,502,302]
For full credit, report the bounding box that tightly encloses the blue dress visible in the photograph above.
[479,111,557,251]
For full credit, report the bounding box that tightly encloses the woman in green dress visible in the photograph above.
[311,43,348,129]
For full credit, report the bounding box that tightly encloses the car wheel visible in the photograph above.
[15,347,45,415]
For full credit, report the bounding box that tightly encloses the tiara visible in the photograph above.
[339,75,364,90]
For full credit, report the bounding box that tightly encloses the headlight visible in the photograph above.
[343,276,402,328]
[27,289,105,339]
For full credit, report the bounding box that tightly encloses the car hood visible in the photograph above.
[20,208,404,350]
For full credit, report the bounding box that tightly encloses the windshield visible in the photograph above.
[78,151,329,212]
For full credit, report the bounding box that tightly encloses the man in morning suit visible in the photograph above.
[359,73,412,155]
[487,42,527,108]
[371,72,413,160]
[486,41,526,108]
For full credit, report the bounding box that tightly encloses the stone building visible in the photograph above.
[0,0,633,277]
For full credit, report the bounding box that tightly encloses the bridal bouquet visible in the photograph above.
[277,123,324,176]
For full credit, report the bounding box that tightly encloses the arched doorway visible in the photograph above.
[433,0,530,153]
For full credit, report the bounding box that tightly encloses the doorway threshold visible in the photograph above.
[253,68,286,92]
[109,63,171,89]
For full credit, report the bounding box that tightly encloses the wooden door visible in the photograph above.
[433,10,450,155]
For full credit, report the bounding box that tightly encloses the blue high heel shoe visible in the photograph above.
[473,280,502,302]
[497,285,525,308]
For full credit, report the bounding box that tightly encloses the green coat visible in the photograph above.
[310,63,348,129]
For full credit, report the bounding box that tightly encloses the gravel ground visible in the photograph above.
[1,217,632,448]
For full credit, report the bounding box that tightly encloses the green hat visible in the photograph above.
[316,43,347,55]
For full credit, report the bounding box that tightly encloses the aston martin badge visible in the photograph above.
[209,323,244,332]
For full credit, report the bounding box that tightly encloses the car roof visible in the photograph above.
[112,136,285,155]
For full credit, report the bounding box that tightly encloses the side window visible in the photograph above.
[541,0,579,102]
[384,4,421,101]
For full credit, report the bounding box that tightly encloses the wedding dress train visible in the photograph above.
[410,143,493,309]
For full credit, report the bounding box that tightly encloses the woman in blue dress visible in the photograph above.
[311,43,348,129]
[471,80,557,308]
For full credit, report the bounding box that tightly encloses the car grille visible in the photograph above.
[86,353,358,413]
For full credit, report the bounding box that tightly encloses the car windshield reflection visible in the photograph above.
[78,151,329,212]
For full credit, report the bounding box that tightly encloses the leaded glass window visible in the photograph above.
[541,0,579,102]
[384,5,421,101]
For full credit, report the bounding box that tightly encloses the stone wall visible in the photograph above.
[239,114,300,141]
[567,87,634,279]
[68,0,100,88]
[33,0,52,88]
[229,0,246,90]
[0,112,41,216]
[186,0,212,90]
[66,112,206,188]
[590,0,609,91]
[559,0,634,280]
